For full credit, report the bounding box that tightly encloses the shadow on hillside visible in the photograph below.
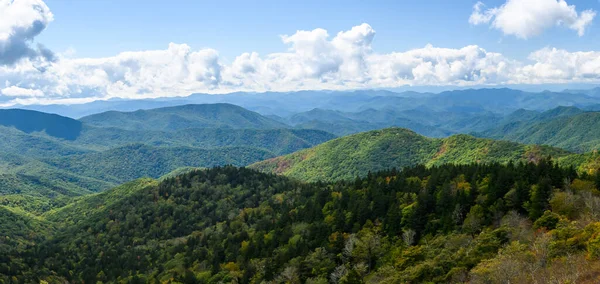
[0,109,83,140]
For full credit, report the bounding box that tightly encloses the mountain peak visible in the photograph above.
[0,109,82,140]
[250,127,571,182]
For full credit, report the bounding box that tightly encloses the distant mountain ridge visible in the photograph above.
[80,103,289,131]
[9,87,600,145]
[8,87,600,119]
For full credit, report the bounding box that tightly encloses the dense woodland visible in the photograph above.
[3,162,600,283]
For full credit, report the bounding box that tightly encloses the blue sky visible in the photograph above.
[38,0,600,61]
[1,0,600,105]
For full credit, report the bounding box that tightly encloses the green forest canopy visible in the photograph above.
[3,162,600,283]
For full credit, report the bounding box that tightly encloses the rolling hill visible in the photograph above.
[79,103,289,131]
[0,152,108,198]
[0,125,90,159]
[249,127,574,182]
[44,143,275,184]
[70,126,335,154]
[480,109,600,153]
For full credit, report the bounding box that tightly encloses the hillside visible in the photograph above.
[71,126,335,154]
[249,127,573,182]
[0,152,108,198]
[0,109,83,140]
[44,144,275,184]
[5,165,600,283]
[481,110,600,153]
[0,125,90,159]
[0,205,53,269]
[79,103,289,131]
[44,178,158,225]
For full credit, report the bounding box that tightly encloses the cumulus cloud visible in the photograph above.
[469,0,596,39]
[0,0,55,66]
[0,85,44,97]
[1,10,600,106]
[367,45,516,86]
[521,47,600,82]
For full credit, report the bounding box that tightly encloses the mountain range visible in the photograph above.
[3,87,600,282]
[3,89,600,203]
[9,87,600,117]
[0,105,333,203]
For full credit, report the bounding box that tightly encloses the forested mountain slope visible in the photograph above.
[0,125,90,159]
[45,144,274,184]
[0,152,109,197]
[480,111,600,153]
[3,164,600,283]
[250,127,574,182]
[70,126,335,154]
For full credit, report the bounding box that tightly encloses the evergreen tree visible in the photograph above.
[528,177,553,220]
[596,170,600,191]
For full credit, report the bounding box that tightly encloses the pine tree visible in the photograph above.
[514,180,530,214]
[528,177,552,220]
[595,170,600,191]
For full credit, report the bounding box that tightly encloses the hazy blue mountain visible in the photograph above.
[285,107,452,137]
[10,88,600,119]
[563,87,600,97]
[0,109,83,140]
[284,106,501,137]
[288,108,355,125]
[80,103,289,131]
[17,98,195,118]
[499,108,540,124]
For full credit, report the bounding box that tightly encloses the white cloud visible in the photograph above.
[469,2,496,25]
[470,0,596,39]
[366,45,517,86]
[26,43,223,99]
[1,2,600,107]
[521,47,600,82]
[1,85,44,97]
[0,0,55,65]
